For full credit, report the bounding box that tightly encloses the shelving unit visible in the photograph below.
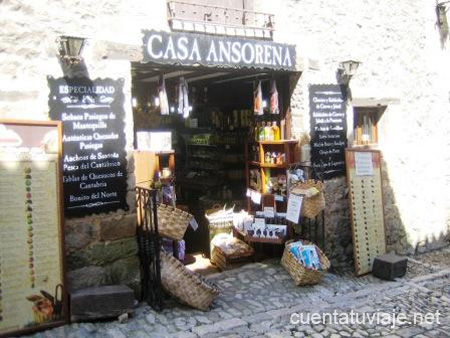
[242,140,299,245]
[134,150,176,189]
[245,139,299,198]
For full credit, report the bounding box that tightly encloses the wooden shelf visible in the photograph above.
[154,150,175,155]
[187,143,217,147]
[247,161,288,169]
[258,140,298,145]
[245,236,286,245]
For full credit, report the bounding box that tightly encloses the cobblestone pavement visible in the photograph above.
[26,251,450,338]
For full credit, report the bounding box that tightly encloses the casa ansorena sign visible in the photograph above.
[143,30,296,71]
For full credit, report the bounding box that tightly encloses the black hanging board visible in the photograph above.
[309,84,347,180]
[48,77,128,217]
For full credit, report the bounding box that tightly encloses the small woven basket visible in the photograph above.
[157,204,193,240]
[160,251,219,311]
[281,240,330,286]
[290,179,325,219]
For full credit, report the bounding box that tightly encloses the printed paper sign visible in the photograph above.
[286,193,303,224]
[189,218,199,231]
[251,190,262,204]
[355,152,374,176]
[274,194,284,202]
[263,207,275,218]
[254,218,266,227]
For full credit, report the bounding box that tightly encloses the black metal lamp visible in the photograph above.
[57,36,86,64]
[340,60,361,80]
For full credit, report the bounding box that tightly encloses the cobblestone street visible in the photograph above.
[25,248,450,338]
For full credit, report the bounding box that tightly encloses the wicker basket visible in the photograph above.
[160,251,219,311]
[157,204,193,240]
[290,180,325,219]
[281,240,330,286]
[211,237,254,271]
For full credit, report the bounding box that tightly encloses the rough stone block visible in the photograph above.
[105,256,141,296]
[100,213,136,241]
[66,237,138,270]
[65,219,99,251]
[89,237,138,265]
[67,265,109,291]
[70,285,135,322]
[372,253,407,281]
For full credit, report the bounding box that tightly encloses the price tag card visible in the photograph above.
[254,218,266,227]
[274,194,284,202]
[263,207,275,218]
[355,152,374,176]
[189,217,199,231]
[251,190,261,204]
[286,193,303,224]
[246,188,252,197]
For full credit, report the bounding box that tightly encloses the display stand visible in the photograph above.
[290,164,326,251]
[345,149,386,276]
[0,120,68,337]
[135,187,163,311]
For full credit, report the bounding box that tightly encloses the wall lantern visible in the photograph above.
[57,36,86,64]
[340,60,361,81]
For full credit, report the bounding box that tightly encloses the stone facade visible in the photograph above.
[1,0,449,288]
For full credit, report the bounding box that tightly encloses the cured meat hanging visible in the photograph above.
[253,81,263,115]
[270,79,279,115]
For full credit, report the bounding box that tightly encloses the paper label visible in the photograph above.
[263,207,275,218]
[189,217,199,231]
[355,152,374,176]
[254,218,266,227]
[286,193,303,224]
[274,194,284,202]
[251,190,261,204]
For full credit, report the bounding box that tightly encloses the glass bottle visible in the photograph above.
[272,121,281,141]
[254,122,260,142]
[265,122,273,141]
[265,151,271,164]
[259,121,266,141]
[276,152,282,164]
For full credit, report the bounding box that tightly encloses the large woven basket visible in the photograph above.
[157,204,193,240]
[160,251,219,311]
[281,240,330,286]
[290,180,325,219]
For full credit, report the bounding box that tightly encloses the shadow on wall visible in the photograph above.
[381,157,450,256]
[322,157,449,270]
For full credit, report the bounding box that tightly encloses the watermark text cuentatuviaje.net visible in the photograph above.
[290,310,442,329]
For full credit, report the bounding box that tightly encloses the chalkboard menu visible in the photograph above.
[309,84,348,180]
[0,121,67,337]
[48,77,128,217]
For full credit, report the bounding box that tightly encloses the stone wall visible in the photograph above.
[65,212,140,292]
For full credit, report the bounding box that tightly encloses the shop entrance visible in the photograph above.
[131,62,296,256]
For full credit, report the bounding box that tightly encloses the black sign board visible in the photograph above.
[309,84,348,180]
[48,77,128,217]
[142,30,296,71]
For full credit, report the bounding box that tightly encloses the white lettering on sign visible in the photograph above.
[143,30,296,70]
[58,85,115,95]
[177,37,189,60]
[147,33,163,58]
[206,41,218,62]
[189,39,201,61]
